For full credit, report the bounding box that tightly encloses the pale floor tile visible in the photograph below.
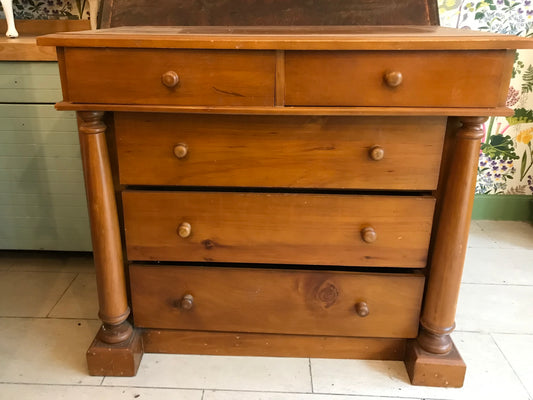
[492,333,533,397]
[0,271,76,317]
[477,220,533,250]
[0,384,202,400]
[456,283,533,333]
[204,390,420,400]
[311,332,530,400]
[467,220,499,248]
[103,354,311,393]
[49,273,99,319]
[462,247,533,285]
[0,318,102,385]
[7,251,95,273]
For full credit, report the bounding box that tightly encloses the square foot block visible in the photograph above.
[404,339,466,387]
[86,327,143,376]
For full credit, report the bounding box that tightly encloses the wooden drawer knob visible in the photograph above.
[178,222,192,238]
[173,143,189,159]
[161,71,180,88]
[361,226,377,243]
[180,294,194,310]
[384,71,403,87]
[355,301,369,317]
[369,145,385,161]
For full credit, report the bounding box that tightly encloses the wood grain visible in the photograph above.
[143,329,407,360]
[37,26,533,51]
[130,265,425,338]
[64,48,276,106]
[122,191,435,267]
[100,0,439,28]
[115,113,445,190]
[285,50,516,107]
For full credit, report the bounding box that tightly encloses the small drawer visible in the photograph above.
[115,113,446,190]
[285,50,513,107]
[123,191,435,268]
[63,48,276,106]
[129,265,425,338]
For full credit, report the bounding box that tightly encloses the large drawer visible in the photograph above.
[115,113,446,190]
[285,50,513,107]
[130,265,425,338]
[63,48,276,106]
[123,191,435,267]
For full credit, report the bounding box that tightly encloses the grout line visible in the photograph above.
[460,282,533,287]
[46,272,79,318]
[490,333,532,398]
[0,316,99,321]
[308,358,314,393]
[201,389,205,400]
[99,377,105,386]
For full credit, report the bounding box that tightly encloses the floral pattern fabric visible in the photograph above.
[2,0,532,195]
[440,0,533,195]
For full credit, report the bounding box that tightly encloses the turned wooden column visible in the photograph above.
[78,111,132,344]
[418,116,486,353]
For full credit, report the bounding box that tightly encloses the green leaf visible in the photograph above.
[480,134,520,161]
[475,11,485,19]
[506,108,533,125]
[521,149,528,179]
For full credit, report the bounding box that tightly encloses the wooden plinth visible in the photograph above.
[142,329,406,360]
[404,339,466,387]
[86,328,143,376]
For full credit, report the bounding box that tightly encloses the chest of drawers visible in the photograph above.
[38,25,532,387]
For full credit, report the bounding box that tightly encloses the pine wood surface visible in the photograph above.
[62,48,276,106]
[285,50,515,107]
[142,329,407,360]
[115,113,446,190]
[130,265,425,338]
[122,191,435,267]
[37,26,533,50]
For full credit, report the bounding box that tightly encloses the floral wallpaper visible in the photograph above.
[2,0,532,195]
[440,0,533,195]
[2,0,90,19]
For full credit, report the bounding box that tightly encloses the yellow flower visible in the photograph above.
[517,127,533,144]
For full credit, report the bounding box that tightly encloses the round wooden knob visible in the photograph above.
[178,222,192,238]
[355,301,369,317]
[173,143,188,159]
[161,71,180,88]
[369,146,385,161]
[180,294,194,310]
[384,71,403,87]
[361,226,377,243]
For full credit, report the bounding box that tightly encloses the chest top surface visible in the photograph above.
[38,25,533,50]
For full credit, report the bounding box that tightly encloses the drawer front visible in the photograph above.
[116,113,446,190]
[123,191,435,267]
[285,50,513,107]
[130,265,425,338]
[64,48,276,106]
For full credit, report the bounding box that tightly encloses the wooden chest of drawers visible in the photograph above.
[38,25,532,387]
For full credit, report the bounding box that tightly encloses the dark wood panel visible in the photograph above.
[130,265,425,337]
[285,50,515,108]
[100,0,439,28]
[115,113,446,190]
[122,191,435,267]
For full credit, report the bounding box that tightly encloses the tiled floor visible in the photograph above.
[0,220,532,400]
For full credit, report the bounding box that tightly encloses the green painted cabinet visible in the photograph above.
[0,61,91,250]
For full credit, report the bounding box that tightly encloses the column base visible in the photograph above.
[87,327,143,376]
[404,339,466,387]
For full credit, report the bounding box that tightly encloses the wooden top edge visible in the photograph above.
[0,36,57,61]
[37,25,533,50]
[54,102,514,117]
